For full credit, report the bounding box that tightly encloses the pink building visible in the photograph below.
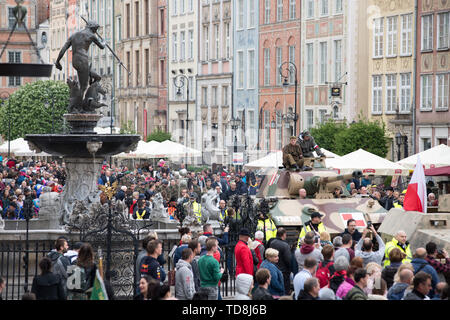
[259,0,301,152]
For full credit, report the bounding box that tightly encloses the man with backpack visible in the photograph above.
[47,237,71,294]
[315,245,335,288]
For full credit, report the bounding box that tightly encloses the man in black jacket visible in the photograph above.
[297,277,320,300]
[380,187,395,210]
[340,219,362,242]
[268,228,292,295]
[252,268,274,300]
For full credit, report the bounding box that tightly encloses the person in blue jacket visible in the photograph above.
[411,247,439,298]
[259,248,285,297]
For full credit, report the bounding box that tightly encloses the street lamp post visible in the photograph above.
[230,116,241,169]
[395,133,402,161]
[173,74,190,166]
[279,61,298,136]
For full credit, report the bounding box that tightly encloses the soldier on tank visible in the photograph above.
[297,130,325,158]
[282,136,304,171]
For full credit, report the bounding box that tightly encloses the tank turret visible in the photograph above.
[288,170,362,199]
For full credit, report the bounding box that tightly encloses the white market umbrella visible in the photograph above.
[149,140,201,158]
[0,138,27,153]
[328,148,409,176]
[397,144,450,169]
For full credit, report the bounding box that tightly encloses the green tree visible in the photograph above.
[334,119,389,157]
[119,120,136,134]
[0,80,69,140]
[310,120,347,154]
[146,128,171,142]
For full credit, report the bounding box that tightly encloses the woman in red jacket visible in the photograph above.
[234,228,254,276]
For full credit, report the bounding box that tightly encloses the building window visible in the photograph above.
[145,49,149,85]
[188,30,194,59]
[212,86,218,106]
[214,24,219,59]
[321,0,328,16]
[223,86,228,106]
[373,18,384,58]
[172,33,178,61]
[145,0,149,35]
[320,42,327,84]
[422,138,431,151]
[400,14,412,55]
[276,110,282,150]
[238,0,244,29]
[188,76,194,100]
[135,50,140,86]
[422,15,433,51]
[306,110,314,129]
[334,40,342,81]
[135,1,139,37]
[420,74,433,110]
[180,31,185,61]
[289,45,295,84]
[264,48,271,86]
[307,0,314,18]
[180,0,185,14]
[126,4,131,38]
[248,50,255,89]
[276,47,282,85]
[8,51,21,86]
[160,9,165,34]
[225,23,230,59]
[372,75,382,114]
[400,73,411,112]
[319,109,327,123]
[385,74,397,113]
[204,26,209,60]
[248,110,256,147]
[172,0,177,15]
[202,87,208,106]
[238,51,244,89]
[188,0,193,12]
[277,0,283,22]
[160,60,165,85]
[307,43,314,84]
[335,0,343,13]
[386,16,397,57]
[265,0,271,24]
[436,73,449,110]
[438,12,449,49]
[264,110,270,150]
[289,0,296,20]
[249,0,256,28]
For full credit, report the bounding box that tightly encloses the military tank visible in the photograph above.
[255,157,388,239]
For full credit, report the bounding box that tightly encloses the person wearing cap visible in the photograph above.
[297,130,325,158]
[235,228,254,277]
[380,186,395,210]
[282,136,304,171]
[297,211,328,247]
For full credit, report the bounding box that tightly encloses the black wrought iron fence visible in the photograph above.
[0,238,237,300]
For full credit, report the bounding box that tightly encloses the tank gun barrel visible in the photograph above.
[316,170,362,185]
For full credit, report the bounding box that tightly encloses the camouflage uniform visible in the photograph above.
[167,185,179,200]
[192,185,202,197]
[297,134,324,158]
[282,143,304,169]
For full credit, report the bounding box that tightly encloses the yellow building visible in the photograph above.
[366,0,416,161]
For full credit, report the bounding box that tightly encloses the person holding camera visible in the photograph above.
[297,211,327,248]
[425,242,450,281]
[354,225,385,267]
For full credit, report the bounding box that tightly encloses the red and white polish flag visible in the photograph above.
[403,155,427,213]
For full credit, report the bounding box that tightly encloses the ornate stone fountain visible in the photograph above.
[25,19,140,226]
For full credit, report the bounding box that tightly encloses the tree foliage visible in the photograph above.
[310,118,389,158]
[146,128,171,142]
[0,80,69,140]
[119,120,136,134]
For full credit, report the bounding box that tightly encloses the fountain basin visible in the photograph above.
[25,134,141,158]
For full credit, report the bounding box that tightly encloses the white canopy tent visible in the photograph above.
[114,140,159,159]
[0,138,51,157]
[243,148,341,169]
[396,144,450,169]
[328,148,409,176]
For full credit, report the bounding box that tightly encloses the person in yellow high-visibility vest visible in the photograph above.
[384,230,412,267]
[190,192,202,223]
[256,212,277,243]
[297,212,327,248]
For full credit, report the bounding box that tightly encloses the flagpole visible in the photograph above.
[98,247,104,279]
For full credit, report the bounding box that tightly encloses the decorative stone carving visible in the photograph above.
[150,193,169,220]
[0,215,4,230]
[200,189,222,225]
[60,158,103,225]
[86,141,103,155]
